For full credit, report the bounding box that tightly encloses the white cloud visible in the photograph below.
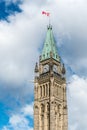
[21,103,33,117]
[0,0,87,85]
[68,75,87,130]
[0,0,87,129]
[0,0,48,104]
[9,114,28,126]
[2,74,87,130]
[2,103,33,130]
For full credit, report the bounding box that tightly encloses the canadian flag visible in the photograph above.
[42,11,50,16]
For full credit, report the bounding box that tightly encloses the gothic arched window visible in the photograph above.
[34,105,39,115]
[41,104,45,115]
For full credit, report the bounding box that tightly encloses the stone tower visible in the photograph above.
[34,25,68,130]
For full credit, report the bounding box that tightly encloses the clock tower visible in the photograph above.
[34,25,68,130]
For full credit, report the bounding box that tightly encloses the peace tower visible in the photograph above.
[34,25,68,130]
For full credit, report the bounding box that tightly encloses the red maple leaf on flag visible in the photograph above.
[42,11,50,16]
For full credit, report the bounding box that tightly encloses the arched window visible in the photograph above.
[41,104,45,115]
[34,105,39,115]
[55,103,58,114]
[46,102,49,113]
[58,104,62,114]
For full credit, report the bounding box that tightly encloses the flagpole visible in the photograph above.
[49,14,51,26]
[47,11,51,26]
[42,11,51,26]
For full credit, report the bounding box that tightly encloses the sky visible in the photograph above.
[0,0,87,130]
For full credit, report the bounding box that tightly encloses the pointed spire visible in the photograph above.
[34,62,39,73]
[62,63,66,74]
[40,25,60,62]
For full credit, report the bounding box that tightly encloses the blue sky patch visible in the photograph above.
[0,103,9,129]
[26,116,34,127]
[0,0,22,21]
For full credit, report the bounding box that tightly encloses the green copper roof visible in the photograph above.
[40,25,60,62]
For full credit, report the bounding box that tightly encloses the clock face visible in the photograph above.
[43,64,49,73]
[53,65,58,73]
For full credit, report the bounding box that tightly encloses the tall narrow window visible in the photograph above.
[40,86,42,97]
[41,104,44,130]
[42,115,44,130]
[48,84,50,96]
[47,103,49,130]
[46,84,48,96]
[43,85,45,97]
